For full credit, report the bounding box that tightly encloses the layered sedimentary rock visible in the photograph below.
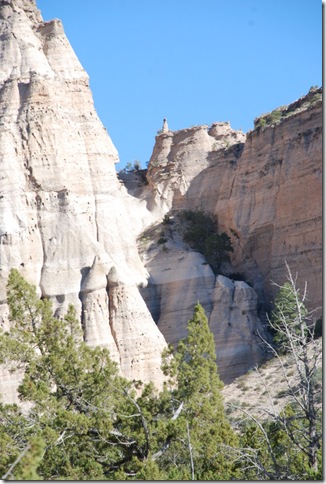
[225,93,322,311]
[145,91,322,314]
[132,90,322,381]
[0,0,167,401]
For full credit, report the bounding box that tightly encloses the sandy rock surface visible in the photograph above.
[0,0,167,402]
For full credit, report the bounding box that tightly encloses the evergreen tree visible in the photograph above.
[0,271,239,480]
[0,269,155,479]
[160,303,239,480]
[271,280,307,353]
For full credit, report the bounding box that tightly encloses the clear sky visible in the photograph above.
[36,0,321,171]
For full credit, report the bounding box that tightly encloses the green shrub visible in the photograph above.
[181,209,215,253]
[162,214,172,225]
[179,209,233,274]
[204,232,233,273]
[269,109,282,124]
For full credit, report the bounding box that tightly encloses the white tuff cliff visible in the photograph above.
[0,0,167,402]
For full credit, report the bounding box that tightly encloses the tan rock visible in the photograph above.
[145,92,322,314]
[210,276,264,382]
[138,223,265,383]
[217,92,322,311]
[0,0,167,402]
[137,90,322,383]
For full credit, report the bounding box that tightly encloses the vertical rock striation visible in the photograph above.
[223,93,322,311]
[137,92,322,381]
[0,0,167,402]
[145,92,322,314]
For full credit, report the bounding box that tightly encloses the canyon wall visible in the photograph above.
[133,90,322,382]
[144,91,322,316]
[0,0,167,402]
[138,127,267,383]
[0,0,321,397]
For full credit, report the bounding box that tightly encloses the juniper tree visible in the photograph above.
[0,269,159,479]
[160,303,239,480]
[0,271,239,480]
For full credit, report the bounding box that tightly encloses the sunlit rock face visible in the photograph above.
[144,91,322,315]
[0,0,321,401]
[0,0,167,402]
[220,94,322,312]
[146,122,246,217]
[138,91,322,382]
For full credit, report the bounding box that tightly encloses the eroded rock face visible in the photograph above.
[210,276,264,382]
[136,91,322,382]
[145,93,322,314]
[138,221,265,383]
[0,0,167,401]
[223,94,322,311]
[147,122,246,217]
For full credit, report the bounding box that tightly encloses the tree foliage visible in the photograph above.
[271,280,308,353]
[231,264,322,480]
[180,209,233,273]
[160,303,239,479]
[0,268,322,480]
[0,271,237,480]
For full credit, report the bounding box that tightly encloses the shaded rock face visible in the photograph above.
[138,219,266,384]
[135,91,322,382]
[0,0,167,401]
[145,93,322,315]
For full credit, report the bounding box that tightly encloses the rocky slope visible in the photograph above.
[0,0,167,402]
[222,336,322,422]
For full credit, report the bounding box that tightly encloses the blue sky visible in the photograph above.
[36,0,321,170]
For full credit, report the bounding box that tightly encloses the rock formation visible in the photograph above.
[227,92,322,312]
[144,91,322,316]
[138,213,266,383]
[162,118,169,133]
[0,0,167,402]
[133,90,322,381]
[0,0,321,399]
